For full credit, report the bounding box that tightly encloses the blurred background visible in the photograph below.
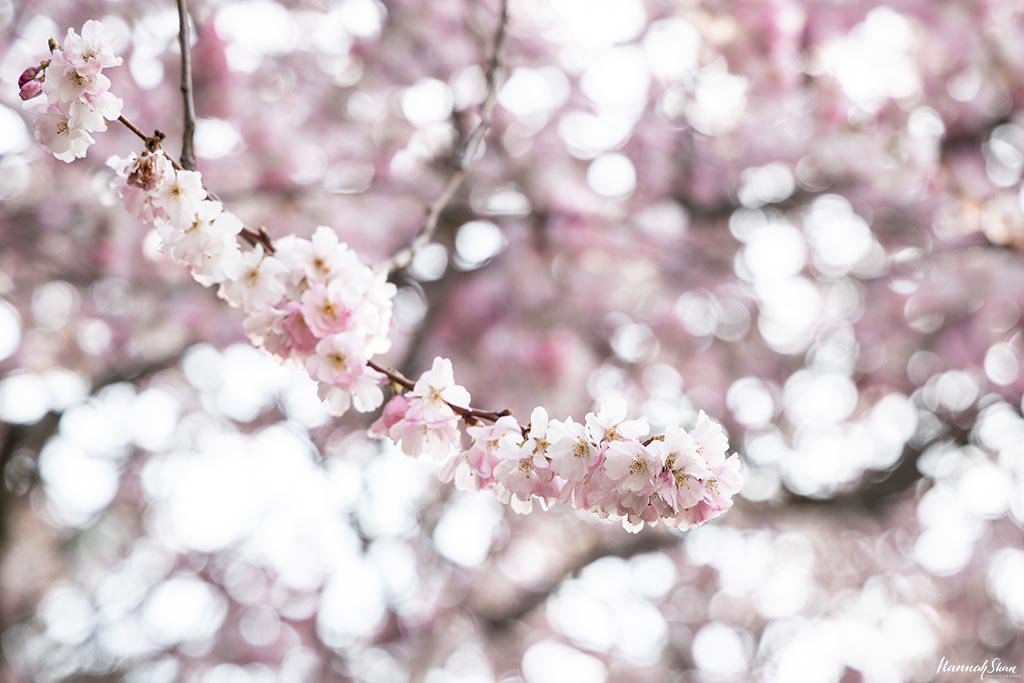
[2,0,1024,681]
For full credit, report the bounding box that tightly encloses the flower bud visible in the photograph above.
[17,66,44,101]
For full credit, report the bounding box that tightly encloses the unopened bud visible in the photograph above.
[17,66,44,101]
[18,79,42,101]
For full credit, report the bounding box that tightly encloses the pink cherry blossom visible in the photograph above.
[41,53,111,103]
[218,246,288,312]
[603,439,662,494]
[61,20,123,74]
[151,168,206,228]
[31,104,94,162]
[547,416,597,481]
[407,357,472,419]
[299,280,358,337]
[585,397,650,443]
[306,334,384,414]
[68,90,123,132]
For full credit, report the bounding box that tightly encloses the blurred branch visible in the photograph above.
[479,530,681,631]
[0,354,183,472]
[0,351,185,554]
[2,0,33,41]
[175,0,198,171]
[785,413,974,513]
[386,0,511,273]
[678,113,1015,224]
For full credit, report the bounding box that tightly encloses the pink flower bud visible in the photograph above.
[18,66,38,87]
[17,66,44,101]
[19,79,43,101]
[368,394,411,438]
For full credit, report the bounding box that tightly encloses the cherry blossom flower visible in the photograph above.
[651,425,713,512]
[68,91,122,132]
[521,406,551,458]
[407,357,472,420]
[125,151,173,193]
[494,441,554,511]
[219,246,288,312]
[702,453,743,509]
[681,410,730,467]
[603,439,661,494]
[41,54,111,103]
[306,333,367,385]
[547,416,597,481]
[108,152,174,223]
[31,104,94,162]
[300,280,358,337]
[306,334,384,414]
[440,415,521,491]
[160,201,245,285]
[61,20,123,74]
[375,358,472,459]
[151,168,206,228]
[388,409,463,460]
[369,394,412,439]
[301,226,362,283]
[585,397,649,443]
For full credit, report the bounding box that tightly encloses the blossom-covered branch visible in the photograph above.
[114,111,274,253]
[19,21,742,533]
[386,0,511,273]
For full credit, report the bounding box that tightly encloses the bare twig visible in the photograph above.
[387,0,511,273]
[175,0,198,171]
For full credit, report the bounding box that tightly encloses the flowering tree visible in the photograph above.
[1,1,1023,682]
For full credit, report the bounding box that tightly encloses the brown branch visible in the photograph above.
[386,0,511,273]
[175,0,198,171]
[116,114,148,142]
[784,414,974,513]
[367,359,518,427]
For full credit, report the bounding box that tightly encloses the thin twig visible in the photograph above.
[387,0,511,273]
[117,114,148,142]
[175,0,198,171]
[367,360,518,427]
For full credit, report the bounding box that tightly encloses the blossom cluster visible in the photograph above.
[106,148,397,416]
[375,385,742,531]
[21,21,124,162]
[23,21,742,532]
